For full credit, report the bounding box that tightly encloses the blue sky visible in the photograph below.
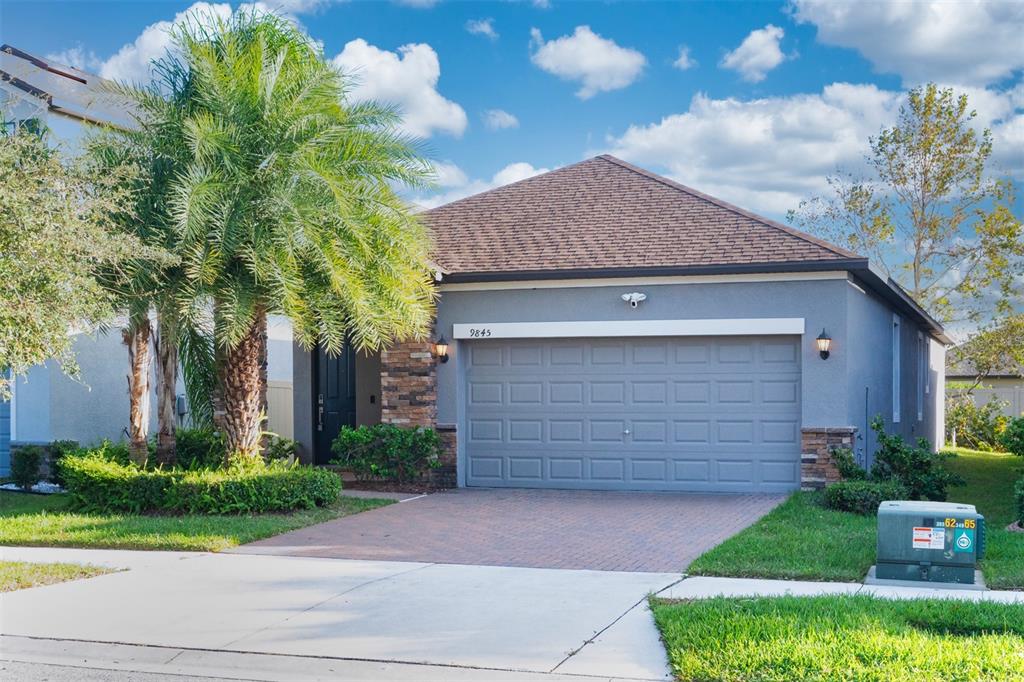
[2,0,1022,221]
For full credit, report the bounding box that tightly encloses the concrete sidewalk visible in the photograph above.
[0,547,679,681]
[2,547,1021,682]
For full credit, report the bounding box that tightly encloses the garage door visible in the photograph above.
[463,336,801,492]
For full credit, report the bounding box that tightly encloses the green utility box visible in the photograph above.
[875,501,985,584]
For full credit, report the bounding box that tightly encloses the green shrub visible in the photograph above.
[831,447,866,480]
[11,446,44,491]
[1015,477,1024,526]
[61,452,341,515]
[824,480,908,515]
[48,439,80,487]
[999,417,1024,458]
[264,434,298,462]
[945,393,1009,451]
[869,417,963,501]
[331,424,442,483]
[175,428,225,470]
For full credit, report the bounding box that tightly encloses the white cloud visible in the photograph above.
[431,161,469,187]
[673,46,696,71]
[98,2,233,83]
[395,0,438,7]
[466,18,498,40]
[603,82,1024,216]
[791,0,1024,86]
[332,39,467,138]
[720,24,787,83]
[483,109,519,130]
[414,161,550,208]
[529,26,646,99]
[532,0,551,8]
[45,46,102,72]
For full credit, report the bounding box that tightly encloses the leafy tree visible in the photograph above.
[143,12,436,461]
[0,130,144,399]
[947,314,1024,391]
[790,84,1023,324]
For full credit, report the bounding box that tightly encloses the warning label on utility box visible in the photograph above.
[912,527,945,550]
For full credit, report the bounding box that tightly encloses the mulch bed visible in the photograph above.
[341,480,444,494]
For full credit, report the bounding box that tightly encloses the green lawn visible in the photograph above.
[651,594,1024,682]
[0,492,393,551]
[0,560,114,592]
[688,448,1024,588]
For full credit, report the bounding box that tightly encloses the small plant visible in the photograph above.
[1015,477,1024,526]
[999,417,1024,458]
[48,439,80,487]
[824,480,908,515]
[331,424,442,483]
[264,434,298,463]
[830,447,866,480]
[869,416,963,501]
[175,428,226,470]
[10,446,44,491]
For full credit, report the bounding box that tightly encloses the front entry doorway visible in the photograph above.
[313,343,357,464]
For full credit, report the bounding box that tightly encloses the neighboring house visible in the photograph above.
[293,156,949,492]
[946,358,1024,418]
[0,318,294,476]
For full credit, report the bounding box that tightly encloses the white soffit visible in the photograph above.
[452,318,806,340]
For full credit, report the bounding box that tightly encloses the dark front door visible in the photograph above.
[314,344,357,464]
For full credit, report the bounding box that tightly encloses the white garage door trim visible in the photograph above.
[453,318,805,340]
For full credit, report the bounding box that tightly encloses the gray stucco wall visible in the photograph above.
[291,274,947,476]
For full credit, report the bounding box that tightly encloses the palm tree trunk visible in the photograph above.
[154,310,178,467]
[123,317,152,467]
[213,308,267,463]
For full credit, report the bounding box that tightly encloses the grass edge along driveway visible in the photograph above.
[687,448,1024,589]
[0,492,393,552]
[651,593,1024,682]
[0,560,114,592]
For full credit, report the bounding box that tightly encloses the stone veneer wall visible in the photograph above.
[800,427,857,490]
[379,340,456,488]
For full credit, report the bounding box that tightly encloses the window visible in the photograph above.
[892,314,901,423]
[917,332,926,422]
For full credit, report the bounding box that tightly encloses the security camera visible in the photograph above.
[622,292,647,308]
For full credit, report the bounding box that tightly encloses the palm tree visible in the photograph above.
[151,11,436,461]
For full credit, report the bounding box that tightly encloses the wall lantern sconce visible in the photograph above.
[816,329,832,360]
[432,336,450,363]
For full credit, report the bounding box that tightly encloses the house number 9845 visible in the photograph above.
[468,328,492,338]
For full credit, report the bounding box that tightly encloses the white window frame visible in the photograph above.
[892,314,901,423]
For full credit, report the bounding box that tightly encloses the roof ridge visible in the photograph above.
[596,154,862,260]
[421,156,596,216]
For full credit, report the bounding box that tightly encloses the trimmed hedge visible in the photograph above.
[62,455,341,515]
[1000,417,1024,458]
[824,480,909,515]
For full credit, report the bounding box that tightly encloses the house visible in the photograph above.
[946,358,1024,418]
[312,156,938,492]
[0,319,295,476]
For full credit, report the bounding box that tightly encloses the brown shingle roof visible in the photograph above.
[423,155,862,278]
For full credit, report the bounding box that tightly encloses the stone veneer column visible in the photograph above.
[800,427,857,491]
[379,341,436,427]
[379,340,456,487]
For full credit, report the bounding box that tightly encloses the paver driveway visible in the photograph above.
[234,488,784,572]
